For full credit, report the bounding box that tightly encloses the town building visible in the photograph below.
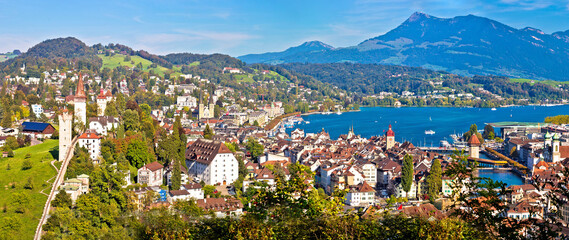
[59,110,73,161]
[185,139,238,185]
[74,74,87,125]
[77,130,102,163]
[138,162,165,186]
[89,116,119,136]
[21,121,55,139]
[60,174,89,202]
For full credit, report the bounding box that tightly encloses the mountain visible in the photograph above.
[238,12,569,81]
[238,41,334,64]
[1,37,102,74]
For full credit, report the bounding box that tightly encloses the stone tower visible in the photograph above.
[386,124,395,150]
[74,73,87,125]
[59,109,73,161]
[198,93,215,119]
[468,134,481,159]
[552,133,561,162]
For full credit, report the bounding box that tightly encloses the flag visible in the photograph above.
[398,204,403,210]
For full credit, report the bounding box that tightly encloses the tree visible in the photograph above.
[12,192,30,213]
[401,154,414,199]
[171,161,181,190]
[126,139,152,168]
[123,109,140,132]
[52,189,72,208]
[427,158,442,202]
[21,159,32,170]
[246,137,264,161]
[1,110,11,128]
[203,124,213,139]
[23,177,34,189]
[104,101,118,117]
[483,124,495,139]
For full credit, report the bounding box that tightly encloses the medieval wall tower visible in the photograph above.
[59,110,73,161]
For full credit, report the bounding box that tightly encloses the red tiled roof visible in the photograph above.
[78,131,101,139]
[468,134,481,146]
[386,124,395,137]
[143,161,164,171]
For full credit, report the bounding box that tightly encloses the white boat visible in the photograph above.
[491,108,497,111]
[425,130,435,135]
[305,121,310,124]
[336,110,342,115]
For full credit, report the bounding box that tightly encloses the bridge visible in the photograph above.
[417,147,465,152]
[34,136,78,240]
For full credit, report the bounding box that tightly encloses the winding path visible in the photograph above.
[34,136,78,240]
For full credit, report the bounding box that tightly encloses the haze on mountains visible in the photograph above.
[239,12,569,81]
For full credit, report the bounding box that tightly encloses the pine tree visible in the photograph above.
[203,124,213,139]
[1,110,12,128]
[401,154,414,199]
[427,158,442,202]
[171,161,181,190]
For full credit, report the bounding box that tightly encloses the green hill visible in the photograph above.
[0,140,59,240]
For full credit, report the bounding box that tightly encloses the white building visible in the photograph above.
[185,139,238,185]
[31,104,43,117]
[60,174,90,203]
[88,116,119,136]
[138,161,164,186]
[176,95,197,109]
[77,130,102,163]
[345,181,376,206]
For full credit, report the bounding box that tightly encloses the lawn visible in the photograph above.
[510,78,569,87]
[0,140,59,240]
[98,54,179,77]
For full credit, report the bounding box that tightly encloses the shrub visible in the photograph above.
[21,160,32,170]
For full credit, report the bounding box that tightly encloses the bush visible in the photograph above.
[25,153,31,159]
[21,160,32,170]
[23,177,33,190]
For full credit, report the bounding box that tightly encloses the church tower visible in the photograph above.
[96,89,108,116]
[74,73,87,125]
[386,124,395,150]
[468,134,481,159]
[544,132,552,148]
[59,109,73,161]
[552,133,561,162]
[208,94,215,118]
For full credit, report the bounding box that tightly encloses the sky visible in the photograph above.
[1,0,569,57]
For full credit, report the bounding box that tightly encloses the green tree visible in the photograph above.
[126,139,152,168]
[427,158,442,202]
[1,110,11,128]
[123,109,140,132]
[203,124,213,139]
[21,159,32,170]
[483,124,495,139]
[171,161,181,190]
[12,192,30,213]
[104,101,118,117]
[52,189,72,208]
[246,137,264,161]
[401,154,414,199]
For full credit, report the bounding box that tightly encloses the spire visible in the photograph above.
[386,124,395,137]
[75,73,86,99]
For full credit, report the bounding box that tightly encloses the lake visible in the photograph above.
[477,170,524,186]
[288,105,569,147]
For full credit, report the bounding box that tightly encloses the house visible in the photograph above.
[60,174,90,202]
[185,138,239,185]
[196,198,243,217]
[345,181,376,206]
[177,95,197,109]
[21,122,55,138]
[182,183,204,199]
[89,116,119,136]
[222,67,241,74]
[138,162,165,186]
[77,130,102,163]
[31,104,43,117]
[0,136,7,147]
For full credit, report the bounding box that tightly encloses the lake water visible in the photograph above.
[288,105,568,187]
[289,105,569,147]
[477,170,524,186]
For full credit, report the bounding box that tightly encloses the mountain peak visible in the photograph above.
[298,41,334,50]
[522,27,545,35]
[407,12,433,22]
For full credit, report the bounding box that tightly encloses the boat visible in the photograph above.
[425,130,435,135]
[305,121,310,124]
[440,140,452,148]
[491,108,497,111]
[336,109,342,115]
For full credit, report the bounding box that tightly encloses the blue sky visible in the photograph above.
[1,0,568,56]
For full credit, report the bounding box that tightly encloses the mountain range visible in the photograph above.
[238,12,569,81]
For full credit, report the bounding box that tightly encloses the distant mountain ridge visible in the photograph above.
[238,12,569,81]
[239,40,334,64]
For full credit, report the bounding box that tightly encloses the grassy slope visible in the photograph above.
[0,140,59,240]
[98,54,182,77]
[510,78,569,87]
